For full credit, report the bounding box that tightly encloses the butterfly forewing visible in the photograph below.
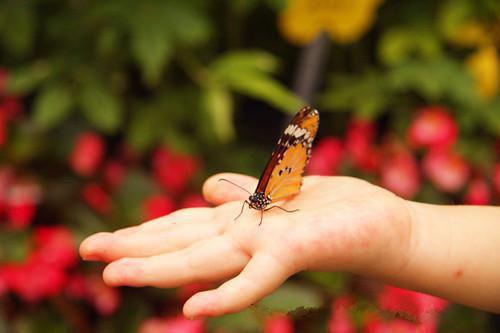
[255,106,319,203]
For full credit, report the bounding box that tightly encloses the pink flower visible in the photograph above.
[328,295,355,333]
[103,159,127,190]
[152,147,199,194]
[381,151,420,199]
[464,177,491,205]
[180,194,208,208]
[32,226,77,269]
[86,275,121,315]
[70,132,105,177]
[345,119,380,172]
[308,137,343,175]
[364,317,432,333]
[3,259,67,302]
[6,181,40,229]
[138,315,205,333]
[264,314,294,333]
[82,182,112,214]
[407,106,458,149]
[422,149,469,192]
[142,194,175,221]
[65,273,88,299]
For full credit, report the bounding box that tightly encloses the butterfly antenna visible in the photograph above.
[218,178,252,195]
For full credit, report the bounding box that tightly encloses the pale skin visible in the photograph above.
[79,173,500,318]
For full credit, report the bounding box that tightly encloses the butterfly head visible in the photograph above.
[248,192,271,210]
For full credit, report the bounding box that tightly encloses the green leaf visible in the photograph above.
[257,282,323,313]
[80,82,123,133]
[163,1,212,46]
[33,84,74,130]
[0,2,34,56]
[212,51,279,75]
[207,309,260,333]
[130,3,173,86]
[126,104,166,152]
[203,84,235,142]
[6,62,52,95]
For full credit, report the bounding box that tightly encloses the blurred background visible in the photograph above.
[0,0,499,332]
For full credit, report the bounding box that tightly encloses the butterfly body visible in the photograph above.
[223,106,319,224]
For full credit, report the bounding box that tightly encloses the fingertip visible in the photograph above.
[202,173,257,205]
[183,290,220,318]
[79,232,112,261]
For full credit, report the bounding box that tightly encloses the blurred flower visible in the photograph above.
[447,21,491,48]
[103,159,127,190]
[138,315,205,333]
[70,132,105,177]
[3,259,67,303]
[345,118,379,172]
[0,68,8,93]
[280,0,383,45]
[464,177,491,205]
[6,181,40,229]
[364,316,430,333]
[32,226,77,269]
[308,137,343,175]
[0,166,14,216]
[180,193,209,208]
[152,146,199,194]
[380,149,420,199]
[142,194,175,221]
[66,273,88,299]
[422,149,469,192]
[1,96,23,120]
[0,268,8,296]
[86,275,121,315]
[407,106,458,149]
[328,295,355,333]
[264,314,294,333]
[82,182,112,214]
[466,44,499,99]
[378,285,448,326]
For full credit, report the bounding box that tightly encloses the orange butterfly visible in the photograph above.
[221,106,320,224]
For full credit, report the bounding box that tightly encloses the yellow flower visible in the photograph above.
[447,21,491,47]
[466,44,499,99]
[279,0,383,45]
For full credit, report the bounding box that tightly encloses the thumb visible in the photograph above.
[203,173,258,205]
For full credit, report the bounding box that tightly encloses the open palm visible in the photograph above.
[80,173,412,318]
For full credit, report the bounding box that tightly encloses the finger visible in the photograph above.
[203,173,258,205]
[80,208,218,261]
[183,252,293,318]
[103,235,250,288]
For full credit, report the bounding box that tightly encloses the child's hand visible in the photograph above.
[80,173,413,318]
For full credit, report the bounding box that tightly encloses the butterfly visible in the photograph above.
[221,106,320,225]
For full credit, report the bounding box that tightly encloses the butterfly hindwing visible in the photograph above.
[254,106,319,203]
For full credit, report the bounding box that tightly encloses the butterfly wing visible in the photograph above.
[255,106,319,202]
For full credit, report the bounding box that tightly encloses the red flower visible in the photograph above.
[493,163,500,194]
[6,182,40,229]
[308,137,343,175]
[0,166,14,217]
[328,295,355,333]
[381,151,420,199]
[378,286,448,326]
[152,147,199,194]
[345,118,380,172]
[32,226,77,269]
[177,283,212,302]
[264,314,294,333]
[422,149,469,192]
[3,259,67,302]
[0,68,8,93]
[464,177,491,205]
[70,132,105,177]
[142,194,175,221]
[82,182,111,214]
[103,159,127,190]
[0,267,8,296]
[138,315,205,333]
[364,316,433,333]
[180,194,208,208]
[407,106,458,149]
[66,273,88,299]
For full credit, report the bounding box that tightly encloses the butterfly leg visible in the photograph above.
[264,205,299,214]
[234,200,249,221]
[259,209,264,226]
